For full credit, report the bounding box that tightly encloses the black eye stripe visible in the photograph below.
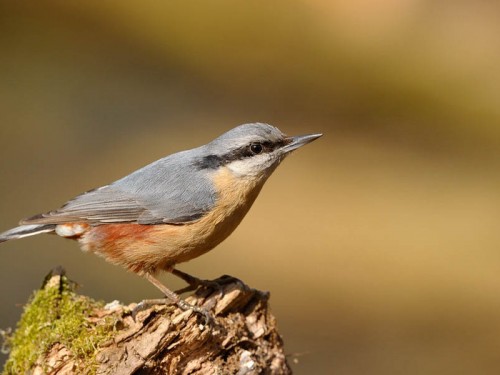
[195,139,286,170]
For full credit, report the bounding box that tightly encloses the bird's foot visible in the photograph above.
[131,297,213,327]
[172,269,226,295]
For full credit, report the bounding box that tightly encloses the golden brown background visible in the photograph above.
[1,1,500,373]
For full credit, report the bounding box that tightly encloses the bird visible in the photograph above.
[0,123,321,315]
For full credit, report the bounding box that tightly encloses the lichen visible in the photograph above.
[2,274,117,375]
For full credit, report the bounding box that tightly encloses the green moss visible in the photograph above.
[2,275,117,375]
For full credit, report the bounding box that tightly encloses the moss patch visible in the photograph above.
[2,274,117,374]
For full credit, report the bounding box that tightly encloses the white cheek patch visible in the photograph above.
[55,223,88,238]
[226,152,285,178]
[226,155,272,177]
[227,160,256,176]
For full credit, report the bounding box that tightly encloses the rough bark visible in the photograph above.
[1,269,291,375]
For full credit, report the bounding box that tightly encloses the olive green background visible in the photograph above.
[1,2,500,374]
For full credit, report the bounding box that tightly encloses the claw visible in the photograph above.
[171,268,226,296]
[131,296,214,327]
[131,298,170,321]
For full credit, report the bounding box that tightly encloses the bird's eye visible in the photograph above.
[250,143,263,155]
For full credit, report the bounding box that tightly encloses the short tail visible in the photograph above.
[0,224,56,243]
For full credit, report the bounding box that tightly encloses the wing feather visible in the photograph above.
[20,151,218,226]
[20,187,150,225]
[21,185,211,226]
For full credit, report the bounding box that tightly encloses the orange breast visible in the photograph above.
[76,166,268,275]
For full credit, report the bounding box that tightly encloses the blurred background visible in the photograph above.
[1,1,500,373]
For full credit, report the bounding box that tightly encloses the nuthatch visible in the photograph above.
[0,123,321,315]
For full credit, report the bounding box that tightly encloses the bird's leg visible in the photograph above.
[133,272,213,325]
[143,272,186,307]
[170,268,224,295]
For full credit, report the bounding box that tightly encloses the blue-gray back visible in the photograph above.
[20,123,283,226]
[22,146,217,225]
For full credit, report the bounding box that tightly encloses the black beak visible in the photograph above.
[281,133,323,154]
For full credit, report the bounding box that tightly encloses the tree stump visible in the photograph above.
[1,268,291,374]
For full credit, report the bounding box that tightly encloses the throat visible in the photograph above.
[213,167,266,217]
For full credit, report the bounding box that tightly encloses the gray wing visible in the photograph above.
[21,151,218,226]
